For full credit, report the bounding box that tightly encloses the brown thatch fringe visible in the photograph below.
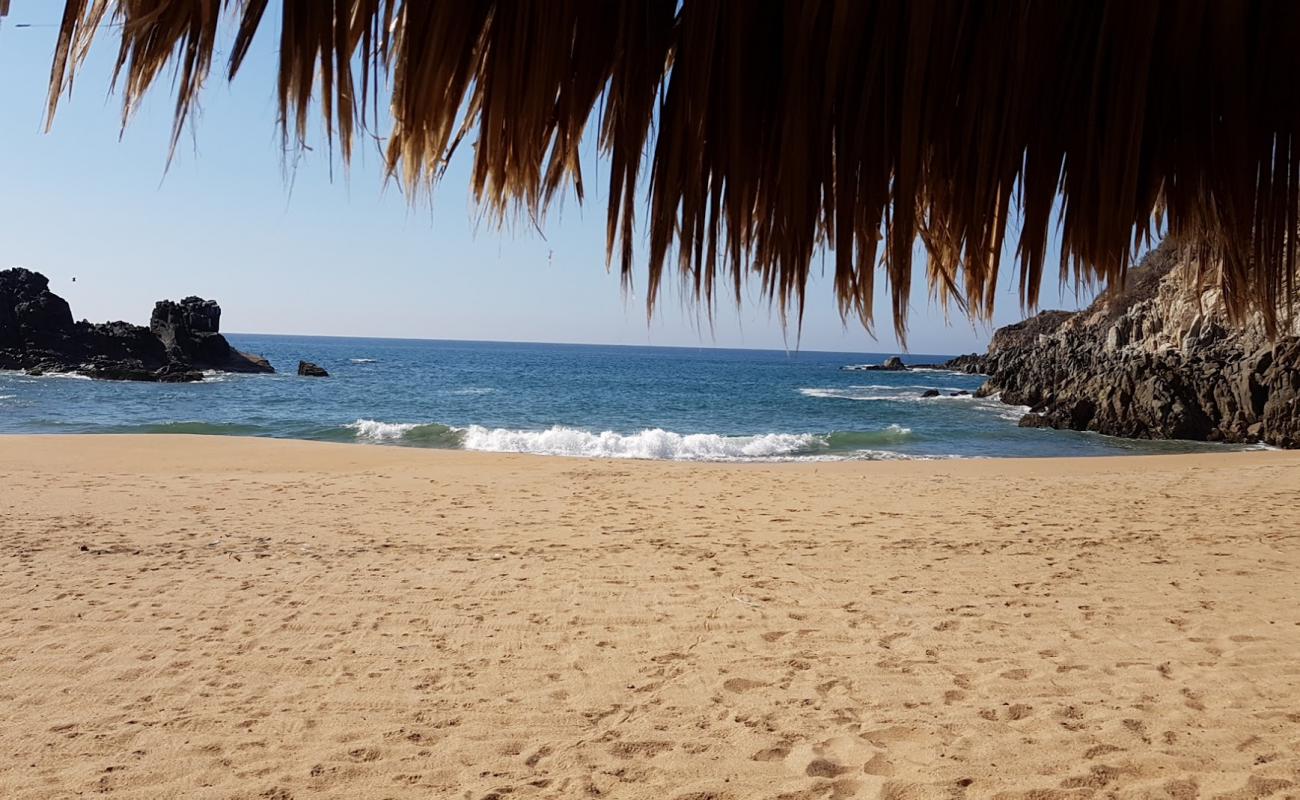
[39,0,1300,340]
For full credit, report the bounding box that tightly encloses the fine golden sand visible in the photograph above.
[1,436,1298,799]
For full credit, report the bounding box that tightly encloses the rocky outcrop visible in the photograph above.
[843,355,909,371]
[976,240,1300,447]
[939,353,990,374]
[0,267,273,382]
[297,361,328,377]
[150,297,272,374]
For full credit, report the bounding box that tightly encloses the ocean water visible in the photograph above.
[0,334,1253,461]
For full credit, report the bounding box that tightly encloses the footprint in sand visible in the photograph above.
[805,758,849,778]
[863,753,894,776]
[1006,704,1033,720]
[345,747,381,762]
[609,740,674,759]
[751,745,790,762]
[523,744,551,767]
[722,677,766,693]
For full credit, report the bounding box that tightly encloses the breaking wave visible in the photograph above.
[345,419,462,447]
[344,419,917,460]
[460,426,821,459]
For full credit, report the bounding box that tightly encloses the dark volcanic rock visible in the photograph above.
[975,239,1300,447]
[908,353,990,373]
[1,268,75,352]
[0,267,273,382]
[921,389,941,398]
[151,297,272,373]
[1017,413,1054,429]
[844,355,909,371]
[939,353,989,374]
[297,360,329,377]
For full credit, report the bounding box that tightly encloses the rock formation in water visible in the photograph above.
[0,267,273,382]
[297,360,328,377]
[937,353,990,375]
[843,355,909,371]
[968,240,1300,447]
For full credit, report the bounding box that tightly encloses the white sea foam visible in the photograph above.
[458,425,821,460]
[0,394,15,400]
[348,418,420,441]
[799,387,975,402]
[3,369,90,381]
[975,391,1028,421]
[800,387,873,400]
[342,419,926,461]
[993,401,1032,422]
[44,372,93,380]
[350,358,377,364]
[844,448,950,461]
[446,387,495,396]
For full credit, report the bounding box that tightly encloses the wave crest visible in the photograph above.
[346,420,917,461]
[347,419,463,447]
[460,426,821,460]
[348,419,419,440]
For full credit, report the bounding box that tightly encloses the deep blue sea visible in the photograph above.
[0,334,1254,460]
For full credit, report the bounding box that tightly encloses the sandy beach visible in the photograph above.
[1,436,1297,799]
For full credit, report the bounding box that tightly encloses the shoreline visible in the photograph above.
[0,427,1279,464]
[2,435,1297,798]
[0,430,1293,465]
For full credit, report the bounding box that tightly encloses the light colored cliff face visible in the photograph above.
[981,239,1300,447]
[1044,242,1298,359]
[1120,244,1300,354]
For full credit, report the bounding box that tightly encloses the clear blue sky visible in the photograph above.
[0,3,1089,355]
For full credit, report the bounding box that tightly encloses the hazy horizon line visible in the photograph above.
[222,331,969,360]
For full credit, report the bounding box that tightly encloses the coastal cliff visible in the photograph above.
[0,268,272,381]
[973,241,1300,447]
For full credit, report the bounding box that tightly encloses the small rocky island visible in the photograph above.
[842,355,909,371]
[1,267,273,382]
[950,240,1300,448]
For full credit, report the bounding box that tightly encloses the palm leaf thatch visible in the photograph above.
[36,0,1300,339]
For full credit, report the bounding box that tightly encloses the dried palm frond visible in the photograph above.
[41,0,1300,340]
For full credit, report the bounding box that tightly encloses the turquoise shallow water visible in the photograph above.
[0,334,1257,460]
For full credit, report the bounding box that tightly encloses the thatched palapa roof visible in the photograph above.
[27,1,1300,337]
